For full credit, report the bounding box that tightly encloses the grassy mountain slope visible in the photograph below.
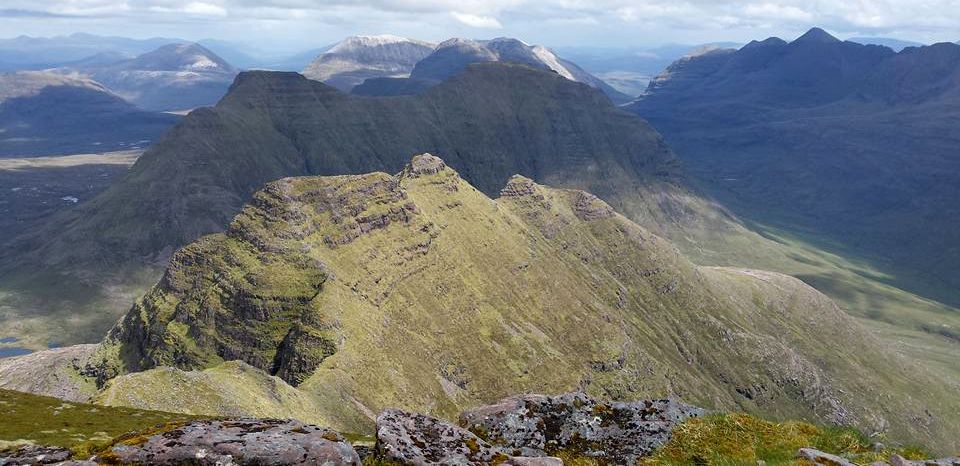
[3,63,745,348]
[82,155,960,451]
[0,388,198,453]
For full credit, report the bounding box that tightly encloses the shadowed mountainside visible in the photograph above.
[631,28,960,335]
[0,72,178,156]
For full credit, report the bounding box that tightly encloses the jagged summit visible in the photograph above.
[793,27,841,44]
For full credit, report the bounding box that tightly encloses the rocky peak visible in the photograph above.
[570,190,615,221]
[498,175,543,199]
[794,27,841,45]
[405,153,448,176]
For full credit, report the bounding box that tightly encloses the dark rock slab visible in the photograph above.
[797,447,856,466]
[0,446,71,465]
[459,392,703,464]
[107,419,359,465]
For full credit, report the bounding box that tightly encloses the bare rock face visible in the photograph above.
[459,392,704,464]
[107,419,360,465]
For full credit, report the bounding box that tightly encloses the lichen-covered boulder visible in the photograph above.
[106,419,360,465]
[375,409,509,465]
[0,445,72,465]
[459,392,704,464]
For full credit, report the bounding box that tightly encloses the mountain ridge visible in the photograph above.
[630,28,960,349]
[15,153,955,451]
[2,63,720,349]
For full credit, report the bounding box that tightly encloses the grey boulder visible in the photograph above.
[107,419,360,465]
[459,392,703,464]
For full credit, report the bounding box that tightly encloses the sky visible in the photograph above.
[1,0,959,53]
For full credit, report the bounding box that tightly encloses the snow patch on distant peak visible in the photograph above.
[530,45,575,80]
[185,56,221,70]
[330,35,430,53]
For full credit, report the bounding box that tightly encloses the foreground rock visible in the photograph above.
[889,455,960,466]
[0,445,72,465]
[459,392,704,464]
[376,408,510,465]
[797,448,856,466]
[375,408,565,466]
[106,419,360,465]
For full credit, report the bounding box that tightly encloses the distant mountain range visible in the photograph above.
[56,43,238,112]
[306,36,632,103]
[302,35,435,91]
[0,72,178,156]
[555,43,742,96]
[0,33,183,71]
[632,27,960,307]
[846,36,926,51]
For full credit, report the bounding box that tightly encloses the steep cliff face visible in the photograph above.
[89,155,960,450]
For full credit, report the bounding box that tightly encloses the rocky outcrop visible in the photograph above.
[106,419,360,465]
[459,392,704,464]
[375,409,510,465]
[0,446,73,465]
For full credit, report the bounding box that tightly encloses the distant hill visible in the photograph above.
[0,72,178,156]
[302,35,435,91]
[0,33,184,71]
[355,37,632,103]
[631,27,960,307]
[59,43,239,111]
[555,42,742,96]
[846,36,925,51]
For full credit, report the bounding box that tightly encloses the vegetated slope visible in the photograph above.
[355,37,632,103]
[80,155,960,451]
[63,43,239,111]
[0,72,178,156]
[0,388,198,452]
[3,63,756,347]
[631,29,960,309]
[302,35,435,91]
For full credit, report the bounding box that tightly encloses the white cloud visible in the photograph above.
[183,2,227,16]
[3,0,960,48]
[743,3,812,22]
[451,11,503,28]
